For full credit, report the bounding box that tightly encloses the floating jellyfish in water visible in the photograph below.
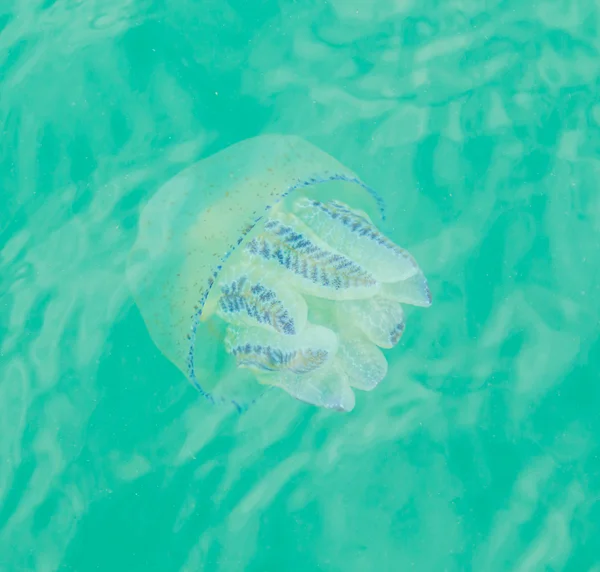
[127,135,431,412]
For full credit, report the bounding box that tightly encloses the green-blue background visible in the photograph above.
[1,0,598,570]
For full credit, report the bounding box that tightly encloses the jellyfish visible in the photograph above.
[127,135,431,412]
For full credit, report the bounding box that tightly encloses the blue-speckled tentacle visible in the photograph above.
[185,173,386,413]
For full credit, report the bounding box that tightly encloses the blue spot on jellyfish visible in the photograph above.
[127,135,431,412]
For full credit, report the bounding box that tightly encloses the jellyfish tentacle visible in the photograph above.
[225,323,337,375]
[246,215,379,300]
[335,337,388,391]
[381,268,432,307]
[293,197,418,283]
[216,271,308,335]
[336,297,406,349]
[260,361,356,412]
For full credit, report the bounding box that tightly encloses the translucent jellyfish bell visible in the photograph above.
[127,135,431,412]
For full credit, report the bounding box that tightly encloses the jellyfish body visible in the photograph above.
[127,135,430,412]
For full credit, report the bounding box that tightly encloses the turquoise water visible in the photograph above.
[1,0,599,570]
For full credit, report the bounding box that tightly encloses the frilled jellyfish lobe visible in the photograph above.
[127,135,430,412]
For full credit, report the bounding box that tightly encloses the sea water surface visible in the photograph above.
[1,1,599,570]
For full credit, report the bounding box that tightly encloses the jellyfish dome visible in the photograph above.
[127,135,431,412]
